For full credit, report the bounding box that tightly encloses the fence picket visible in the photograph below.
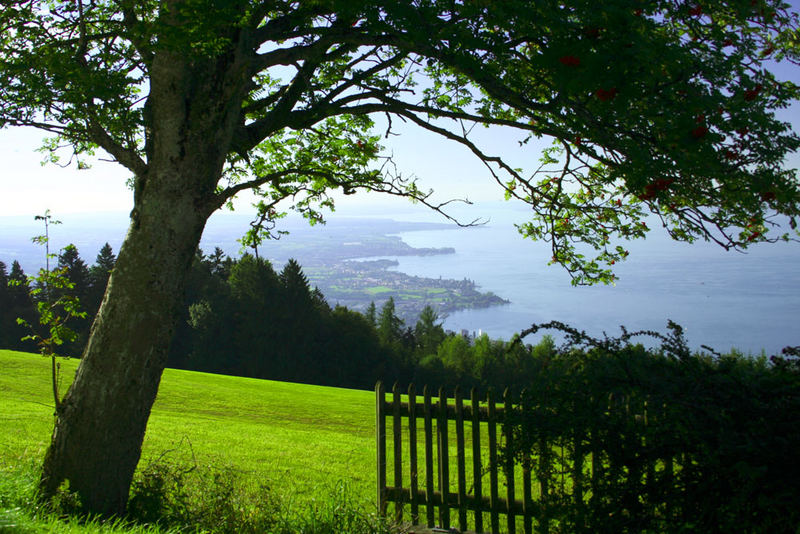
[437,387,451,529]
[504,389,516,534]
[488,389,500,534]
[522,390,532,534]
[471,387,484,533]
[376,381,386,517]
[455,387,468,532]
[392,383,403,523]
[423,386,434,527]
[408,384,419,524]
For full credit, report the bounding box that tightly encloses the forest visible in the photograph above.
[0,244,547,393]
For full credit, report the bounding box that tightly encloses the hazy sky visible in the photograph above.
[0,111,548,218]
[1,9,799,221]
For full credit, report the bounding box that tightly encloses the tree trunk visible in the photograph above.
[37,39,257,516]
[38,179,211,515]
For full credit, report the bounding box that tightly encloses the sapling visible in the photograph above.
[9,210,86,417]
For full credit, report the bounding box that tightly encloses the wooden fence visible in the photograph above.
[376,382,679,534]
[376,382,538,534]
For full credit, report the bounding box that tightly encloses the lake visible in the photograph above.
[2,204,798,355]
[382,204,800,355]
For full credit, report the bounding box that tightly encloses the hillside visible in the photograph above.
[0,350,377,504]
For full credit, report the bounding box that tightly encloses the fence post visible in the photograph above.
[504,388,517,534]
[393,383,403,523]
[488,389,500,534]
[455,386,468,532]
[376,381,387,517]
[408,383,419,525]
[538,426,551,534]
[521,389,533,534]
[471,387,484,533]
[424,385,435,527]
[438,387,451,529]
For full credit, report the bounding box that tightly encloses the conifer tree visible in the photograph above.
[87,243,117,317]
[378,297,404,346]
[55,245,92,356]
[280,258,313,311]
[414,304,446,359]
[5,261,36,352]
[0,261,10,349]
[365,301,377,329]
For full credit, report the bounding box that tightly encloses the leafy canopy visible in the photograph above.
[1,0,799,283]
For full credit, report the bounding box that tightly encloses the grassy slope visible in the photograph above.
[0,349,377,505]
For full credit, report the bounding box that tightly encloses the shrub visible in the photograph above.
[127,459,281,533]
[505,322,800,533]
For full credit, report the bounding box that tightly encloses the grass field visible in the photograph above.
[0,349,378,507]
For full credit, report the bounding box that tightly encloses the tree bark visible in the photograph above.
[38,186,210,514]
[36,37,252,514]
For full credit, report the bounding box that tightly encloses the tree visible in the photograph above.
[55,245,92,355]
[280,258,314,312]
[365,301,378,328]
[4,261,36,352]
[87,243,117,315]
[414,304,446,359]
[377,297,404,346]
[1,0,799,515]
[0,261,11,349]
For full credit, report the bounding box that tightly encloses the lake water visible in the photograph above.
[380,206,800,355]
[2,205,798,355]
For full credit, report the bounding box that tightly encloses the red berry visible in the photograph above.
[595,87,618,101]
[688,5,702,16]
[744,85,762,101]
[559,55,581,67]
[691,125,709,139]
[583,27,601,39]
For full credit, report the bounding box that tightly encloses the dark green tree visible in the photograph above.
[4,261,37,352]
[54,245,92,356]
[0,261,11,349]
[414,304,446,360]
[87,243,117,315]
[280,258,314,312]
[57,246,91,301]
[437,334,474,379]
[2,0,799,514]
[169,248,233,371]
[310,286,330,313]
[228,254,284,377]
[377,297,404,347]
[365,301,378,329]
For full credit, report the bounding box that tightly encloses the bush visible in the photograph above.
[126,458,390,534]
[505,322,800,533]
[127,460,280,533]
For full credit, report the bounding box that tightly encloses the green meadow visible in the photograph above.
[0,349,379,507]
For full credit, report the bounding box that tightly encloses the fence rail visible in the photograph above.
[376,382,539,534]
[377,381,683,534]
